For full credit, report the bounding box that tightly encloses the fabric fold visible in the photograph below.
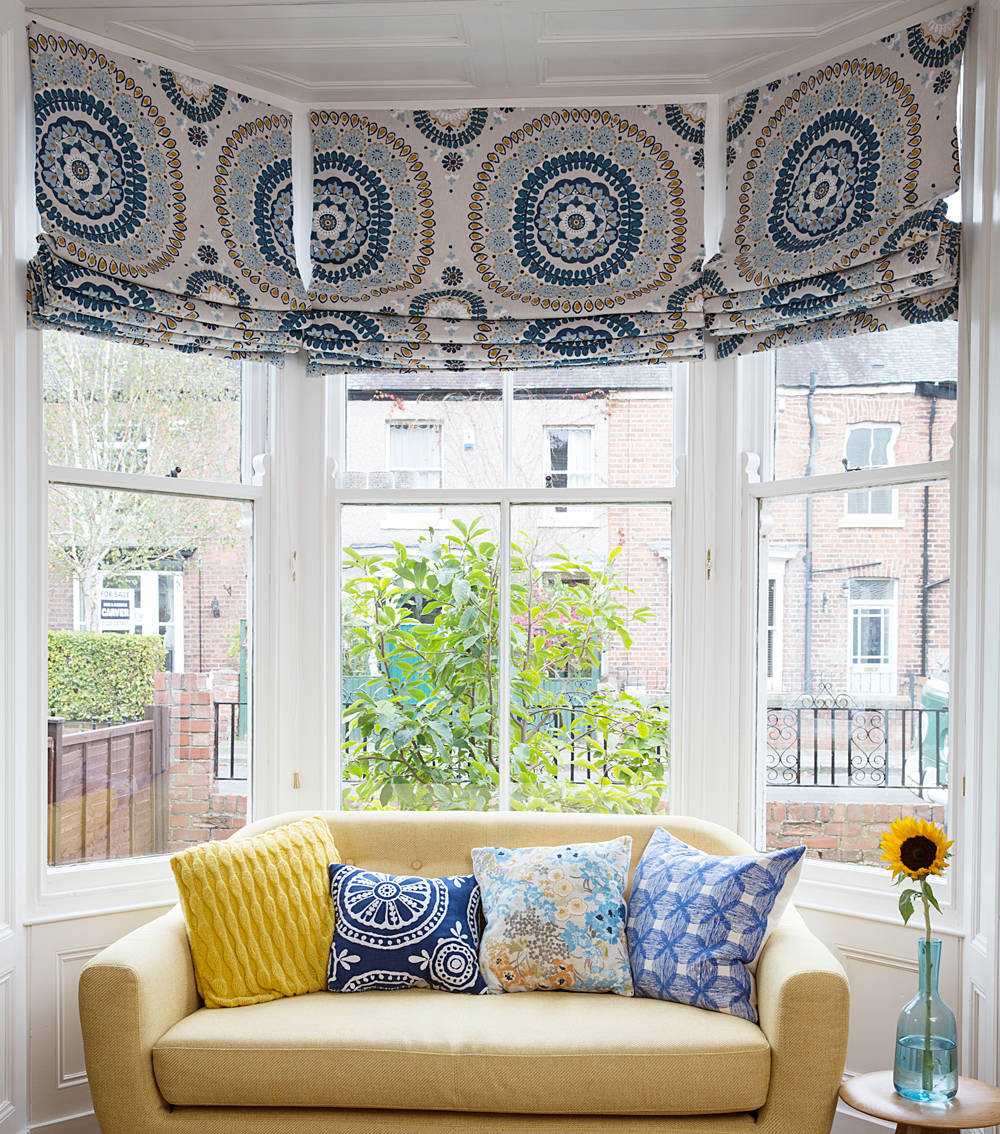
[27,23,306,360]
[702,9,970,356]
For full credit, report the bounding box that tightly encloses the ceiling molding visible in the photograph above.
[26,0,958,105]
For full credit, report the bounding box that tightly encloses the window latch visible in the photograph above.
[706,550,712,580]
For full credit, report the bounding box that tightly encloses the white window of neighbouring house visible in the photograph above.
[849,578,897,695]
[387,422,442,490]
[544,426,593,491]
[844,423,900,520]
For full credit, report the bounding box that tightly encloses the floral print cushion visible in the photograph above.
[471,837,633,995]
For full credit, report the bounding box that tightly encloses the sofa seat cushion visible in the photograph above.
[152,988,770,1115]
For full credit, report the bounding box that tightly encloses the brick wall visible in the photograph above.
[604,395,672,690]
[155,671,246,852]
[766,799,946,864]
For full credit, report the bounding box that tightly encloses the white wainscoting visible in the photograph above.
[26,907,173,1131]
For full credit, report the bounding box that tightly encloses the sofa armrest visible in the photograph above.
[754,905,850,1134]
[79,905,201,1134]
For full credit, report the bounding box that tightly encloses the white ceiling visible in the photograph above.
[26,0,947,107]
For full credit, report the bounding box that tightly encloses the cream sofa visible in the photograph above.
[80,810,849,1134]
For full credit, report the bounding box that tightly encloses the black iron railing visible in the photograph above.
[766,704,948,789]
[341,684,668,785]
[214,701,247,779]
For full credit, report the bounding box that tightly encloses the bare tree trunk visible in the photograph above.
[81,567,102,631]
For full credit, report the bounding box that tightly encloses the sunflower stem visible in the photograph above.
[922,886,934,1092]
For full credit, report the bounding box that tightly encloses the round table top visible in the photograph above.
[840,1072,1000,1130]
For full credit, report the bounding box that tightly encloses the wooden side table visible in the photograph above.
[840,1071,1000,1134]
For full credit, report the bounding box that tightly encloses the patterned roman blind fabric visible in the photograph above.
[301,106,706,372]
[703,9,970,358]
[27,24,306,361]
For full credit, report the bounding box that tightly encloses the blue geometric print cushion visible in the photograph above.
[327,864,488,994]
[627,829,805,1022]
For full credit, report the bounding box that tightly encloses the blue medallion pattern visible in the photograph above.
[216,117,304,307]
[412,108,488,148]
[327,864,488,994]
[467,108,702,315]
[29,24,307,315]
[308,111,434,306]
[663,103,705,145]
[409,289,487,318]
[32,32,186,278]
[905,8,971,67]
[158,69,228,122]
[28,17,960,369]
[627,828,806,1022]
[702,9,969,359]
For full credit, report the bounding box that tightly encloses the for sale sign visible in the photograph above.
[99,588,133,631]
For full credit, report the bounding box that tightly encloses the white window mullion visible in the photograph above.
[498,369,513,810]
[329,370,346,811]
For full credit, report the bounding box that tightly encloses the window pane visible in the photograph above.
[345,374,501,491]
[43,330,242,482]
[762,482,950,865]
[341,506,500,811]
[514,365,675,490]
[47,488,252,865]
[774,322,957,481]
[509,504,670,814]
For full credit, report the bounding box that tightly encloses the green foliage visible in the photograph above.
[48,630,165,722]
[341,518,669,814]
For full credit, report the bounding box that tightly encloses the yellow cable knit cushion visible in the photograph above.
[170,816,339,1008]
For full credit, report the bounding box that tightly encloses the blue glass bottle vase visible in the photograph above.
[893,937,958,1101]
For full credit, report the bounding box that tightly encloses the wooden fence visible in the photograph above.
[47,706,168,866]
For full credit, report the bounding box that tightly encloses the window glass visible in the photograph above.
[514,365,675,490]
[509,503,670,814]
[340,505,500,811]
[761,482,950,865]
[773,322,957,481]
[345,374,501,491]
[47,487,251,865]
[43,330,242,482]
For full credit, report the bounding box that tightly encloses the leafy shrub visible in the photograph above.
[341,518,668,814]
[48,630,165,721]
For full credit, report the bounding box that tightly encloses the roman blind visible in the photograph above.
[26,24,305,362]
[702,8,970,357]
[300,106,707,372]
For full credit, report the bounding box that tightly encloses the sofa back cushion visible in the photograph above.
[234,811,754,897]
[172,815,339,1008]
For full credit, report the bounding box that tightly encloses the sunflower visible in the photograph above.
[879,816,954,880]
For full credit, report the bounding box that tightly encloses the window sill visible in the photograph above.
[838,517,904,528]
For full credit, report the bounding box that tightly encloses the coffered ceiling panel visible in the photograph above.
[27,0,942,105]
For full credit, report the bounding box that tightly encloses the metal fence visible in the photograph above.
[766,702,949,790]
[214,701,247,779]
[341,681,668,785]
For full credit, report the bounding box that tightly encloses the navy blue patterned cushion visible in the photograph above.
[327,864,488,994]
[626,828,805,1022]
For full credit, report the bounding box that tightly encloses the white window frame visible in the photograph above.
[33,354,270,915]
[329,367,679,813]
[841,421,903,527]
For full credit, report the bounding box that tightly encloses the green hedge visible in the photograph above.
[48,631,166,721]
